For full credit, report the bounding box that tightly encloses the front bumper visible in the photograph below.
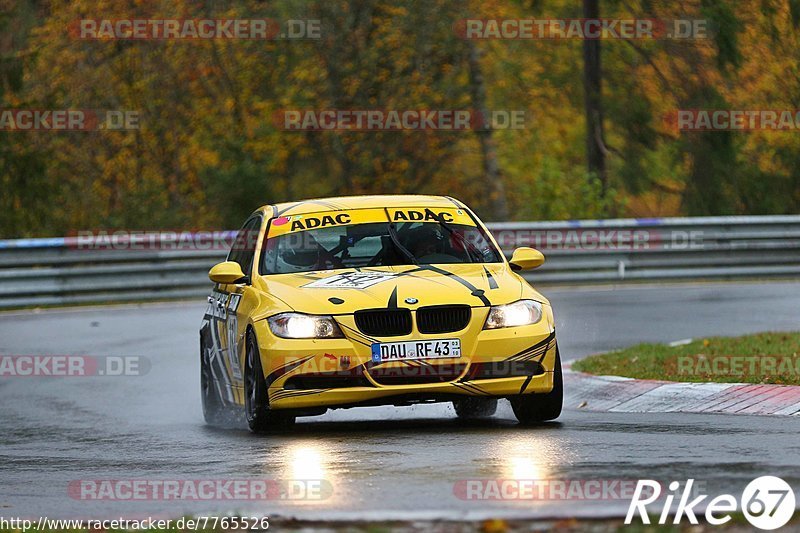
[252,306,558,410]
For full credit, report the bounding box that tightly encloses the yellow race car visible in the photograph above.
[200,195,561,431]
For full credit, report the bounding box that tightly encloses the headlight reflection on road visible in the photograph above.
[288,444,326,480]
[500,437,551,481]
[258,442,337,504]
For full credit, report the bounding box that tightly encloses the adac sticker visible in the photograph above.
[388,208,475,226]
[302,271,397,290]
[268,209,387,237]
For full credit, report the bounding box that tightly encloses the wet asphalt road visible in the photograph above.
[1,281,799,521]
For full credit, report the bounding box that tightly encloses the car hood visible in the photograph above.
[257,264,544,315]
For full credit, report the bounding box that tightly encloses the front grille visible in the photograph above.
[416,305,471,334]
[368,363,467,385]
[355,309,412,337]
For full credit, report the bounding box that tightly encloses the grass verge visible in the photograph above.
[572,331,800,385]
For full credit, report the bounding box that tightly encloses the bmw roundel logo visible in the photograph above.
[405,297,419,304]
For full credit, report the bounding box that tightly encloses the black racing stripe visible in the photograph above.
[413,265,491,306]
[444,196,465,209]
[387,286,398,308]
[339,322,378,344]
[483,266,499,290]
[295,273,325,280]
[270,388,330,401]
[265,355,315,387]
[507,339,554,363]
[456,381,488,395]
[503,332,556,363]
[338,323,378,347]
[453,382,489,396]
[270,205,278,218]
[507,342,550,363]
[276,202,302,216]
[393,269,449,287]
[277,199,343,216]
[519,375,534,394]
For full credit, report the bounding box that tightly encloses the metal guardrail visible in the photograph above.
[0,215,798,309]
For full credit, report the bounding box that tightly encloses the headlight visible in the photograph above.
[267,313,344,339]
[483,300,543,329]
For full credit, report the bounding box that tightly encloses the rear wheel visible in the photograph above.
[510,347,563,424]
[244,330,295,433]
[453,397,498,419]
[200,332,227,426]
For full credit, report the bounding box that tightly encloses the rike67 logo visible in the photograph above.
[626,476,795,530]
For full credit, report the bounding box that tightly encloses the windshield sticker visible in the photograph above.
[388,208,475,226]
[268,208,387,238]
[267,207,476,238]
[302,271,397,290]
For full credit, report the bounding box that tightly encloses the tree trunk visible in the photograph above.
[467,41,509,221]
[583,0,608,196]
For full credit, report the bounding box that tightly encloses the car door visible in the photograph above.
[218,214,264,404]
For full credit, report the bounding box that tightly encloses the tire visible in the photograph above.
[453,397,498,419]
[200,332,227,426]
[510,346,563,424]
[244,330,295,433]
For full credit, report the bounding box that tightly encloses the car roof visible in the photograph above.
[261,195,466,217]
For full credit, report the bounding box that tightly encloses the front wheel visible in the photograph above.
[510,346,563,424]
[244,330,295,433]
[200,332,227,426]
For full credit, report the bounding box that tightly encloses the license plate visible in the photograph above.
[371,339,461,363]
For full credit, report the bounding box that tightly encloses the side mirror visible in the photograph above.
[509,247,545,271]
[209,261,247,284]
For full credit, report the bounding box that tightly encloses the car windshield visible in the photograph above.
[260,210,503,275]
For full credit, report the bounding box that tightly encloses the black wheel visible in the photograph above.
[510,346,563,424]
[200,332,227,426]
[453,397,498,419]
[244,330,295,433]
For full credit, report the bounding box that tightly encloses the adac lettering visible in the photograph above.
[393,210,454,222]
[291,213,351,231]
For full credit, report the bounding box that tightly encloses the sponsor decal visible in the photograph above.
[266,207,476,238]
[290,213,351,231]
[302,271,397,290]
[388,208,474,226]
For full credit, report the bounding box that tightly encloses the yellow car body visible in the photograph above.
[200,195,561,430]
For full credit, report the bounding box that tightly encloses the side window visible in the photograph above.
[227,216,262,278]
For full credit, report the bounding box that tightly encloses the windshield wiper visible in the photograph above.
[384,208,418,265]
[424,208,484,262]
